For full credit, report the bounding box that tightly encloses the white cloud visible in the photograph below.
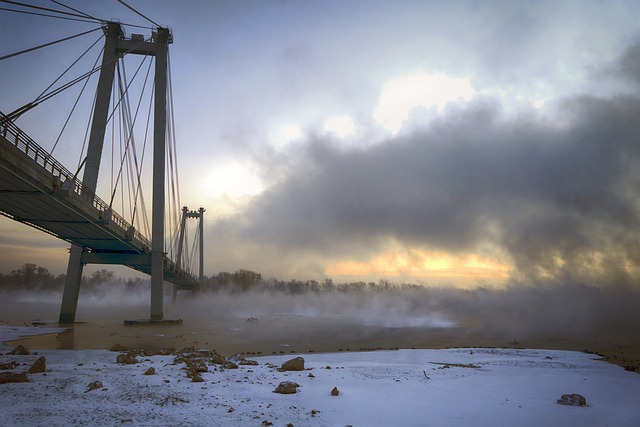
[268,124,304,149]
[323,115,356,139]
[374,72,475,134]
[201,162,263,199]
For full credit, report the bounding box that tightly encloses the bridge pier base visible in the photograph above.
[59,244,85,323]
[150,252,164,321]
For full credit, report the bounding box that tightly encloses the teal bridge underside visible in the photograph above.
[0,113,198,290]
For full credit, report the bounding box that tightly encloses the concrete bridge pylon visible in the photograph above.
[59,22,174,323]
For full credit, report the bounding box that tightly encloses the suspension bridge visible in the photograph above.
[0,2,205,323]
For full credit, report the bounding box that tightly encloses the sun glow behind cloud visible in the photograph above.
[326,246,510,286]
[323,115,356,138]
[200,162,263,199]
[374,72,475,134]
[269,124,304,149]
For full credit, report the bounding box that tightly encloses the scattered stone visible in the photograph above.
[0,361,18,370]
[308,373,315,378]
[431,362,480,369]
[158,347,176,356]
[28,356,46,374]
[261,421,273,426]
[280,357,305,371]
[0,371,29,384]
[144,367,156,375]
[246,317,259,322]
[177,346,196,355]
[286,424,294,427]
[191,373,204,382]
[274,381,300,394]
[85,380,104,393]
[116,353,139,364]
[311,409,321,416]
[557,393,587,406]
[8,345,29,355]
[222,360,238,370]
[331,386,340,396]
[110,344,128,352]
[229,352,244,361]
[230,352,259,366]
[159,395,190,406]
[211,354,227,365]
[196,349,215,357]
[583,349,605,357]
[227,407,235,413]
[185,358,208,373]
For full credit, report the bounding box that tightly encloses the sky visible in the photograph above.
[1,0,640,287]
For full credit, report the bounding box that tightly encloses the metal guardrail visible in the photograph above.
[0,112,152,250]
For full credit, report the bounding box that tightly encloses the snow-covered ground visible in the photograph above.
[1,325,639,426]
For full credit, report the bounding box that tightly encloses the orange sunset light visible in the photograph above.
[326,248,511,283]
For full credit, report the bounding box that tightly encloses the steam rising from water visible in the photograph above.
[1,279,638,351]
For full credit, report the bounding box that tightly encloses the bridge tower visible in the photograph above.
[59,22,173,323]
[173,206,205,301]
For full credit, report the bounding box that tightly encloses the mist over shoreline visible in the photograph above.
[1,264,638,350]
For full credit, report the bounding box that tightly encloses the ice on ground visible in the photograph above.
[0,324,66,349]
[0,325,638,426]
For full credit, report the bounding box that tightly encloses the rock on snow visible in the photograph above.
[0,326,639,426]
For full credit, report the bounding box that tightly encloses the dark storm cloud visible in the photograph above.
[217,88,640,285]
[612,39,640,86]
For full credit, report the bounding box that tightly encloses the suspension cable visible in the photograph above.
[0,5,153,29]
[76,77,99,172]
[188,220,200,274]
[41,30,155,106]
[35,34,102,102]
[0,6,98,23]
[130,59,154,227]
[122,63,137,224]
[108,57,150,208]
[116,0,160,27]
[166,51,182,254]
[110,81,116,199]
[0,26,101,62]
[49,0,99,21]
[37,66,102,103]
[3,61,103,125]
[0,0,102,21]
[49,36,103,155]
[135,82,154,239]
[110,62,129,209]
[2,27,157,126]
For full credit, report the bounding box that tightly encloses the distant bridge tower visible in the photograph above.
[173,206,205,300]
[60,22,173,323]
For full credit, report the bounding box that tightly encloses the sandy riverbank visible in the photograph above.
[4,314,639,373]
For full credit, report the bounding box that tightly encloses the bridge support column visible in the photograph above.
[198,207,205,288]
[59,22,121,324]
[59,244,84,323]
[150,27,170,321]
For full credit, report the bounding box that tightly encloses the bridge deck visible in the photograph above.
[0,115,198,290]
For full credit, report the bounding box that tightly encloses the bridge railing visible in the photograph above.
[0,112,152,250]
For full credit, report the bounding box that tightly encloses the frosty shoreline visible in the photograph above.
[1,325,639,426]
